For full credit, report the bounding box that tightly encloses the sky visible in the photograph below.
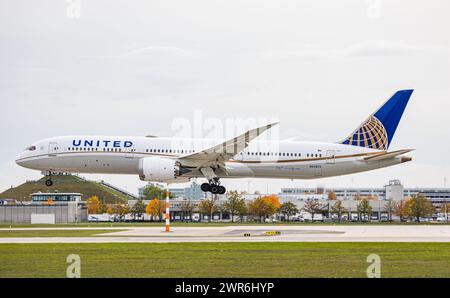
[1,0,450,195]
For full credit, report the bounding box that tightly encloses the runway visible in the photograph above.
[2,225,450,243]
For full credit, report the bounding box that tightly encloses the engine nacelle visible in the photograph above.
[138,157,189,183]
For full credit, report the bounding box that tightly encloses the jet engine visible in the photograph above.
[138,157,189,183]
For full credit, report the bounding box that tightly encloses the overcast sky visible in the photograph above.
[1,0,450,195]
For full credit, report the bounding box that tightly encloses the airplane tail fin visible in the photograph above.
[340,89,413,150]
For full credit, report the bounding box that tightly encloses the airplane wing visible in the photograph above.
[178,122,279,171]
[364,149,414,162]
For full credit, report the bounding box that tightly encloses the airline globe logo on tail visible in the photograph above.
[342,116,388,150]
[340,89,413,151]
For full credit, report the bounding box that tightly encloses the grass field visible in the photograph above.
[0,230,125,237]
[1,242,449,278]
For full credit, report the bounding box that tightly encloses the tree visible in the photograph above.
[302,200,325,221]
[384,199,396,222]
[331,200,347,222]
[405,194,434,222]
[131,199,146,221]
[394,200,409,221]
[279,201,298,222]
[357,198,372,221]
[143,185,174,200]
[442,202,450,223]
[262,195,281,212]
[180,199,194,222]
[112,204,130,222]
[157,200,166,221]
[327,191,337,200]
[146,198,163,221]
[44,198,55,206]
[247,196,281,222]
[98,203,109,214]
[353,194,364,201]
[198,199,217,222]
[86,196,101,214]
[223,191,246,222]
[236,200,248,222]
[248,197,269,222]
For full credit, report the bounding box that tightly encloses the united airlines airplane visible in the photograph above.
[16,90,414,194]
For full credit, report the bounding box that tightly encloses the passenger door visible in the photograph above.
[124,147,135,159]
[326,150,336,164]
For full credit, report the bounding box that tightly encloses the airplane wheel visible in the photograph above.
[201,183,211,192]
[218,186,226,195]
[45,179,53,187]
[210,185,219,194]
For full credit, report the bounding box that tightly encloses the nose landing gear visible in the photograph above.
[43,171,53,187]
[45,178,53,187]
[201,179,226,195]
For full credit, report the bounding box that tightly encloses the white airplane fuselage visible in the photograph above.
[15,135,410,182]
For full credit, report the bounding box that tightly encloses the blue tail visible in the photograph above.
[340,89,413,150]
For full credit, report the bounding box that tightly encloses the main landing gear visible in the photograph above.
[201,179,226,195]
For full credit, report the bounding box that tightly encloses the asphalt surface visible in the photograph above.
[1,225,450,243]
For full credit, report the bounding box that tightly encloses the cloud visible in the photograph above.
[262,40,450,60]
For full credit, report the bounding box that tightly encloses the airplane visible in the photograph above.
[16,89,414,195]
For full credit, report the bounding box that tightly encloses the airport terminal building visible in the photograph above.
[0,192,87,224]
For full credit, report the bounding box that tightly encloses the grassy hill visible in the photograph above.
[0,175,133,204]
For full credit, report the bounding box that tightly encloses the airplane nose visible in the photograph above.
[15,158,23,166]
[15,153,25,166]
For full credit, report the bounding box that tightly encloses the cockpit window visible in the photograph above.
[25,146,36,151]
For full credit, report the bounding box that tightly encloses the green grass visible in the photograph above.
[0,242,449,278]
[0,230,124,238]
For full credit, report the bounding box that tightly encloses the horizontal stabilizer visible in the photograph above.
[364,149,414,162]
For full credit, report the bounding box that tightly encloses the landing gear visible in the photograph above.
[201,179,226,195]
[45,178,53,187]
[44,171,53,187]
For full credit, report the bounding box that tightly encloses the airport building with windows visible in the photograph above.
[0,192,87,224]
[280,180,450,203]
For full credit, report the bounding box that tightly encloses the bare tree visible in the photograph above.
[384,199,395,222]
[180,199,194,222]
[302,200,325,222]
